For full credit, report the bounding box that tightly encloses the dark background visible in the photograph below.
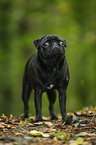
[0,0,96,117]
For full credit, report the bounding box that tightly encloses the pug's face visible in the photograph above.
[33,35,67,65]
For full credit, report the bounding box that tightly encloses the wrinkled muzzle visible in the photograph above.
[40,47,64,60]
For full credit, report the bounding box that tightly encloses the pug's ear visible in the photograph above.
[64,39,67,47]
[33,35,46,49]
[33,39,40,49]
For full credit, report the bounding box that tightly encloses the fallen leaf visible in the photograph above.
[6,124,13,129]
[69,142,77,145]
[9,114,13,120]
[27,130,50,138]
[69,140,77,145]
[55,132,70,140]
[76,137,84,144]
[0,132,4,136]
[86,137,96,141]
[34,122,44,126]
[44,121,53,127]
[1,113,8,122]
[25,118,32,123]
[19,121,25,125]
[72,116,80,124]
[24,136,34,140]
[0,123,5,129]
[70,137,89,145]
[15,132,23,136]
[76,132,96,137]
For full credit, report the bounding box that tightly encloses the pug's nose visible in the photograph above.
[52,42,59,50]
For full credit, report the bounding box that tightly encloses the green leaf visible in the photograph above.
[25,118,32,123]
[27,130,49,138]
[76,132,96,137]
[76,137,84,144]
[70,137,89,145]
[55,132,70,140]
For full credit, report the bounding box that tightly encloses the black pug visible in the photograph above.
[22,34,70,121]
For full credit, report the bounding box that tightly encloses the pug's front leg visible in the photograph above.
[58,88,67,120]
[34,88,43,121]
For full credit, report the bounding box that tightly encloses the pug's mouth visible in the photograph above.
[40,48,64,59]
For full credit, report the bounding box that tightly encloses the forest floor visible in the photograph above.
[0,107,96,145]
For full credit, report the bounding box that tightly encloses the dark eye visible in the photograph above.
[60,41,64,46]
[43,42,49,47]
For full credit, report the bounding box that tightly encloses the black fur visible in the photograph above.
[22,35,70,121]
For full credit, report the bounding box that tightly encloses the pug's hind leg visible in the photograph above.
[22,81,32,119]
[47,90,58,120]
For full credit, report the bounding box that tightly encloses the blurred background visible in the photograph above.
[0,0,96,117]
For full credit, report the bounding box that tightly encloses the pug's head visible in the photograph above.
[33,35,67,68]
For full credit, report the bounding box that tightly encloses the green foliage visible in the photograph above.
[0,0,96,116]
